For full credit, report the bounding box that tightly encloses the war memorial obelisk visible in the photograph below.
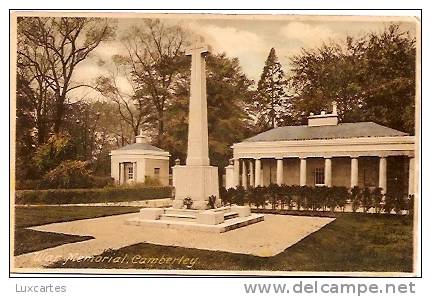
[128,42,263,231]
[172,42,220,209]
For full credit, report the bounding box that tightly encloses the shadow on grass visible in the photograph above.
[14,229,94,256]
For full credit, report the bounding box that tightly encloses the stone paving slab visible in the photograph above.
[14,213,335,269]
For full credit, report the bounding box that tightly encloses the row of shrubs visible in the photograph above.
[15,176,114,190]
[220,184,414,215]
[15,186,173,205]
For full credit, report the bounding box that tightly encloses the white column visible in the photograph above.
[276,158,284,185]
[350,157,359,188]
[408,157,415,195]
[241,159,248,189]
[300,158,307,186]
[119,162,124,185]
[224,163,234,189]
[324,157,332,187]
[379,157,387,194]
[133,162,137,183]
[233,158,240,187]
[185,43,210,166]
[255,158,261,187]
[249,160,255,187]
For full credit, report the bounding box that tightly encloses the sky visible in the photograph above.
[70,14,418,101]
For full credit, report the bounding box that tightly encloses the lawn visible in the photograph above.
[14,206,140,256]
[47,212,414,272]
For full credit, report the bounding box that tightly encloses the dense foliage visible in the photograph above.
[289,25,416,134]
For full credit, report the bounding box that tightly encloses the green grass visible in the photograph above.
[14,206,140,256]
[47,213,413,272]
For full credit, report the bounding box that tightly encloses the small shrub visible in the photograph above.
[350,186,361,213]
[371,187,384,214]
[267,183,280,210]
[207,195,217,209]
[407,194,414,215]
[232,186,246,206]
[143,176,162,187]
[251,186,267,209]
[183,196,193,209]
[361,187,372,213]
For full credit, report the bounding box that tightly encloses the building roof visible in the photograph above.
[116,142,165,152]
[242,122,409,143]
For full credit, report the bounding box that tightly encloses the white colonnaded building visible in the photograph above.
[110,132,170,186]
[225,104,416,196]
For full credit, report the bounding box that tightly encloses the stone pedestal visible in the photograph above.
[138,208,164,220]
[225,164,234,189]
[196,210,224,225]
[173,165,220,209]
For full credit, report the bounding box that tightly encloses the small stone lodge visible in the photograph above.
[110,132,170,186]
[225,103,416,196]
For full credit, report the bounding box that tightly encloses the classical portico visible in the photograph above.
[226,104,416,196]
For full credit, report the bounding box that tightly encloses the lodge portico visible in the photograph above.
[225,104,416,196]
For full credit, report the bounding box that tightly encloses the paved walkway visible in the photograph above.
[14,213,334,269]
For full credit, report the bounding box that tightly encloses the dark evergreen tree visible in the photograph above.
[251,48,289,131]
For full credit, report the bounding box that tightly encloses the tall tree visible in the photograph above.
[119,19,188,146]
[289,25,416,134]
[250,48,289,131]
[95,54,154,141]
[17,17,116,134]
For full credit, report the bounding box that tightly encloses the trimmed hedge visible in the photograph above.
[16,176,114,190]
[220,184,413,215]
[15,186,173,205]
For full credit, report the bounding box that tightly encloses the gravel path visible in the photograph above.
[14,213,334,269]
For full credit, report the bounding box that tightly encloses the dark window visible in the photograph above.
[314,167,325,185]
[127,166,134,180]
[154,168,160,175]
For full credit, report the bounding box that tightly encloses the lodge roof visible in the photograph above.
[116,142,165,152]
[242,122,409,143]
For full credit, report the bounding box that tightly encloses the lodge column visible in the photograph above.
[300,157,307,186]
[255,158,261,187]
[241,159,248,189]
[409,156,415,195]
[249,160,255,188]
[351,157,359,188]
[379,156,387,194]
[324,157,332,187]
[119,162,125,185]
[133,162,137,182]
[233,158,240,187]
[276,158,284,185]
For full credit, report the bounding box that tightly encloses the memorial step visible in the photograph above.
[164,208,199,216]
[160,213,197,222]
[224,211,239,220]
